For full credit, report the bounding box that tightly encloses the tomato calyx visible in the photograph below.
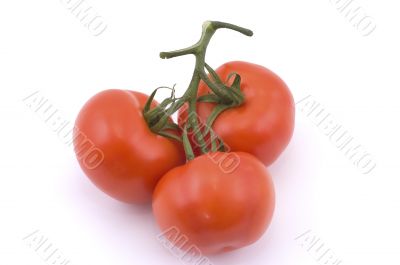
[142,85,183,142]
[144,21,253,160]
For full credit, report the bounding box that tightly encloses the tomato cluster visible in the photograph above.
[73,21,294,254]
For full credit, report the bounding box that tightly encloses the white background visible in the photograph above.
[1,0,399,264]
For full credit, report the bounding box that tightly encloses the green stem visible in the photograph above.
[160,21,252,105]
[144,21,253,160]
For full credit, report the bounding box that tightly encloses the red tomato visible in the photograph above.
[153,152,275,254]
[74,89,185,204]
[179,61,295,166]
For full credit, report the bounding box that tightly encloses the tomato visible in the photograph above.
[74,89,185,204]
[179,61,295,166]
[152,152,275,254]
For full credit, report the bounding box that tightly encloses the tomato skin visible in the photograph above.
[179,61,295,166]
[152,152,275,254]
[74,89,185,204]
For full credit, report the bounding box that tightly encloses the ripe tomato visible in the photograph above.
[179,61,295,166]
[152,152,275,254]
[74,89,185,204]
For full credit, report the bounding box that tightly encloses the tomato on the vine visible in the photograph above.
[74,89,185,204]
[179,61,295,166]
[152,151,275,254]
[71,20,291,256]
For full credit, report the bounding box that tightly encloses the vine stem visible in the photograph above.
[145,21,253,160]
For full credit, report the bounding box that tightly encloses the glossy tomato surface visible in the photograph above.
[179,61,295,166]
[74,89,185,204]
[152,152,275,254]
